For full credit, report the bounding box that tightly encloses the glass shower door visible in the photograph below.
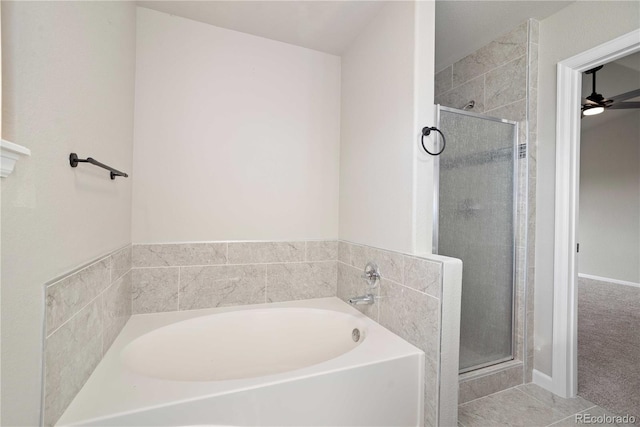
[434,106,518,373]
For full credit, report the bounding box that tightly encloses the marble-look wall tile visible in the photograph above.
[338,241,351,264]
[227,241,304,264]
[378,281,440,363]
[180,264,266,310]
[529,19,539,45]
[452,22,527,87]
[305,240,338,262]
[529,42,539,91]
[337,261,378,320]
[458,363,524,404]
[526,355,535,383]
[110,246,131,282]
[529,88,538,135]
[435,66,453,96]
[133,243,227,267]
[403,255,442,298]
[349,243,404,284]
[485,55,527,110]
[267,261,337,302]
[424,357,439,427]
[102,271,132,354]
[485,97,526,183]
[44,244,133,426]
[132,267,179,314]
[44,299,103,427]
[436,75,485,112]
[46,258,110,335]
[485,98,526,123]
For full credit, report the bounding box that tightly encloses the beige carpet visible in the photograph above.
[578,276,640,422]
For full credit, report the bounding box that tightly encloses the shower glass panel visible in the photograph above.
[433,105,518,373]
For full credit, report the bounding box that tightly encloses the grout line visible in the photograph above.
[543,404,598,427]
[459,383,522,407]
[532,402,598,427]
[46,292,101,339]
[513,386,582,420]
[443,53,527,104]
[337,261,440,300]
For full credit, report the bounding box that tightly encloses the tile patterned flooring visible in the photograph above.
[458,383,638,427]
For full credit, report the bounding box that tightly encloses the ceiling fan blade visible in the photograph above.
[610,88,640,102]
[582,98,599,106]
[608,101,640,110]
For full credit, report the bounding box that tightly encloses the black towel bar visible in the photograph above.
[69,153,128,180]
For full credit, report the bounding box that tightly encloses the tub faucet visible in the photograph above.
[348,262,380,306]
[348,293,375,305]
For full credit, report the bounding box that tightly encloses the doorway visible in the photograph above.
[577,55,640,418]
[551,29,640,401]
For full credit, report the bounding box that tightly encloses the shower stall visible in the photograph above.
[432,105,520,373]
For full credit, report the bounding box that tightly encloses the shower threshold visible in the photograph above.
[460,355,515,375]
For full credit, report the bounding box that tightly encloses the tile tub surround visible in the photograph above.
[337,240,462,427]
[435,19,539,393]
[131,241,338,313]
[44,245,133,426]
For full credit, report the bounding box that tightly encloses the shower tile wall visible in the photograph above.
[44,245,133,426]
[337,241,444,427]
[130,240,338,312]
[435,19,538,398]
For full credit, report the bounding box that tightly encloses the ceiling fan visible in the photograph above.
[581,65,640,117]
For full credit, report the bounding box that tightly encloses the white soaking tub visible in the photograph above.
[57,297,424,426]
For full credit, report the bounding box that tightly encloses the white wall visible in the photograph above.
[535,0,640,376]
[132,7,341,244]
[339,1,435,254]
[579,111,640,283]
[1,2,136,424]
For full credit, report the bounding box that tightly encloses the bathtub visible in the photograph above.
[57,297,424,426]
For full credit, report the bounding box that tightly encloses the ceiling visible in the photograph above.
[435,0,573,71]
[137,1,384,55]
[614,51,640,72]
[138,1,575,66]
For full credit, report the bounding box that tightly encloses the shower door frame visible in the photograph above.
[433,105,520,373]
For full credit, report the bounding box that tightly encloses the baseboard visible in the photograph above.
[532,369,554,391]
[578,273,639,289]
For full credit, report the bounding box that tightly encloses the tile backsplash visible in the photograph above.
[131,240,338,314]
[44,245,132,426]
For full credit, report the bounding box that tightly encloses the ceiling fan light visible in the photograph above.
[583,106,604,116]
